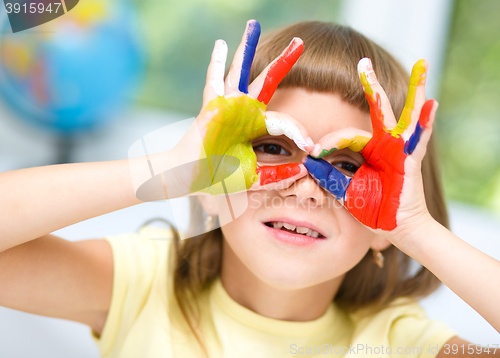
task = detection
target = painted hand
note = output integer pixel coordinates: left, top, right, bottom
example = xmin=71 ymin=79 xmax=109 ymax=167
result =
xmin=304 ymin=58 xmax=437 ymax=231
xmin=178 ymin=20 xmax=312 ymax=195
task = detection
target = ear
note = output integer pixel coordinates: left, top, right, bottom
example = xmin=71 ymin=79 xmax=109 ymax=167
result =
xmin=196 ymin=194 xmax=220 ymax=216
xmin=370 ymin=232 xmax=392 ymax=252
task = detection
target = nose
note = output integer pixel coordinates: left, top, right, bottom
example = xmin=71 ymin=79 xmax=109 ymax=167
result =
xmin=277 ymin=173 xmax=330 ymax=206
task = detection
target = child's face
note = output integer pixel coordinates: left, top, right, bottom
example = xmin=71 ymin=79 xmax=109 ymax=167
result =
xmin=217 ymin=87 xmax=390 ymax=290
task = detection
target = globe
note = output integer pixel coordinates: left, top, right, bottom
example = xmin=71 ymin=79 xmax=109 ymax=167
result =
xmin=0 ymin=0 xmax=144 ymax=134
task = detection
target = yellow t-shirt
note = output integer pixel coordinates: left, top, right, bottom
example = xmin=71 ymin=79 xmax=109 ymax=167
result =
xmin=91 ymin=226 xmax=458 ymax=358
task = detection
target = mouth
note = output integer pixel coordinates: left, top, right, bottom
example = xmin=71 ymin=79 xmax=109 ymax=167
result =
xmin=264 ymin=221 xmax=325 ymax=238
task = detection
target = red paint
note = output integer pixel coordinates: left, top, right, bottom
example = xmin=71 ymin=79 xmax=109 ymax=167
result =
xmin=419 ymin=99 xmax=434 ymax=128
xmin=257 ymin=38 xmax=304 ymax=105
xmin=256 ymin=163 xmax=302 ymax=185
xmin=345 ymin=92 xmax=406 ymax=230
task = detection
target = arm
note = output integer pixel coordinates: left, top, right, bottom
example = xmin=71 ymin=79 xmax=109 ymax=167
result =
xmin=0 ymin=156 xmax=155 ymax=253
xmin=396 ymin=215 xmax=500 ymax=333
xmin=304 ymin=58 xmax=500 ymax=337
xmin=0 ymin=235 xmax=113 ymax=335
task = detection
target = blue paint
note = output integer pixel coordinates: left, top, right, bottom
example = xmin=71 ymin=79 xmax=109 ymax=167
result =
xmin=238 ymin=20 xmax=261 ymax=94
xmin=303 ymin=156 xmax=351 ymax=200
xmin=404 ymin=121 xmax=422 ymax=155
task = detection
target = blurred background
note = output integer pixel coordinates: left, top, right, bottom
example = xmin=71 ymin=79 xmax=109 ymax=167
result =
xmin=0 ymin=0 xmax=499 ymax=357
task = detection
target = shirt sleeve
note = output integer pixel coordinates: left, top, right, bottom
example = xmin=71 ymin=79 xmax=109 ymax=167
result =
xmin=348 ymin=297 xmax=458 ymax=358
xmin=388 ymin=310 xmax=458 ymax=358
xmin=90 ymin=226 xmax=173 ymax=357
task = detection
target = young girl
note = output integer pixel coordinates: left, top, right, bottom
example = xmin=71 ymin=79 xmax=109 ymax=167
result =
xmin=1 ymin=20 xmax=499 ymax=358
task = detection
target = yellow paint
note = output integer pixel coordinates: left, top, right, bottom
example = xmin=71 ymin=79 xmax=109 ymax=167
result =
xmin=191 ymin=96 xmax=268 ymax=194
xmin=337 ymin=135 xmax=371 ymax=152
xmin=360 ymin=72 xmax=374 ymax=97
xmin=392 ymin=59 xmax=427 ymax=136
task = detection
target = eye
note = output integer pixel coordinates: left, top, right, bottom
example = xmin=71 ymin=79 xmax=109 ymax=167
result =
xmin=254 ymin=143 xmax=291 ymax=156
xmin=333 ymin=161 xmax=359 ymax=175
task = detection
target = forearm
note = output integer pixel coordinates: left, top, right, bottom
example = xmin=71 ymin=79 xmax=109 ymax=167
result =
xmin=0 ymin=155 xmax=160 ymax=252
xmin=395 ymin=218 xmax=500 ymax=332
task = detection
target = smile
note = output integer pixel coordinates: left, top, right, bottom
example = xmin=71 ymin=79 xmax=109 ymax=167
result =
xmin=264 ymin=221 xmax=325 ymax=238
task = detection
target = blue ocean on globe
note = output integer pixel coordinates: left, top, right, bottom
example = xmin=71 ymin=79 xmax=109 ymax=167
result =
xmin=0 ymin=0 xmax=144 ymax=134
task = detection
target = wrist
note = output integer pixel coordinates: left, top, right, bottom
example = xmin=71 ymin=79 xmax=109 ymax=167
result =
xmin=388 ymin=210 xmax=439 ymax=251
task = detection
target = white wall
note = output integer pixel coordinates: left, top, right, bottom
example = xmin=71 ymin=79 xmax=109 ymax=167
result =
xmin=339 ymin=0 xmax=455 ymax=99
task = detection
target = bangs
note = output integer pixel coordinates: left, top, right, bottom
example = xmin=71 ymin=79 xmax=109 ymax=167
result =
xmin=250 ymin=21 xmax=410 ymax=117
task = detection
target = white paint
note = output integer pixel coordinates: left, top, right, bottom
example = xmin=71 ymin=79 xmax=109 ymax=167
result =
xmin=209 ymin=40 xmax=227 ymax=97
xmin=265 ymin=118 xmax=308 ymax=151
xmin=357 ymin=57 xmax=377 ymax=84
xmin=340 ymin=0 xmax=454 ymax=98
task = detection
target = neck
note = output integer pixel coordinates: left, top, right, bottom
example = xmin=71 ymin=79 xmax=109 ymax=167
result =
xmin=220 ymin=239 xmax=343 ymax=321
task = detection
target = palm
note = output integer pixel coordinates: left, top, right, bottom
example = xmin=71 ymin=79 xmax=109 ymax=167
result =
xmin=191 ymin=20 xmax=308 ymax=195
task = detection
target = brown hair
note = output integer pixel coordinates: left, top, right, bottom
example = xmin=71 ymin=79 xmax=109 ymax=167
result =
xmin=171 ymin=21 xmax=448 ymax=355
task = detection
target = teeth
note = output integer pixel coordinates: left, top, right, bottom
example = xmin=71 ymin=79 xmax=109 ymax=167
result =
xmin=283 ymin=223 xmax=296 ymax=231
xmin=296 ymin=226 xmax=309 ymax=234
xmin=305 ymin=229 xmax=320 ymax=237
xmin=271 ymin=221 xmax=322 ymax=238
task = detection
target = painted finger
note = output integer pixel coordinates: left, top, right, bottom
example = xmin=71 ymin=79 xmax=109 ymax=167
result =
xmin=358 ymin=58 xmax=397 ymax=131
xmin=395 ymin=59 xmax=429 ymax=139
xmin=250 ymin=163 xmax=308 ymax=190
xmin=248 ymin=37 xmax=304 ymax=105
xmin=202 ymin=39 xmax=228 ymax=108
xmin=225 ymin=20 xmax=261 ymax=94
xmin=302 ymin=156 xmax=351 ymax=202
xmin=309 ymin=127 xmax=372 ymax=158
xmin=265 ymin=111 xmax=314 ymax=152
xmin=404 ymin=99 xmax=437 ymax=158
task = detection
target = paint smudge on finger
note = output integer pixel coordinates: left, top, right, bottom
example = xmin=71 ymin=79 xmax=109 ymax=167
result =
xmin=404 ymin=99 xmax=434 ymax=155
xmin=257 ymin=37 xmax=304 ymax=104
xmin=265 ymin=117 xmax=308 ymax=151
xmin=209 ymin=39 xmax=227 ymax=97
xmin=256 ymin=163 xmax=302 ymax=185
xmin=358 ymin=58 xmax=377 ymax=84
xmin=239 ymin=20 xmax=261 ymax=94
xmin=393 ymin=59 xmax=428 ymax=136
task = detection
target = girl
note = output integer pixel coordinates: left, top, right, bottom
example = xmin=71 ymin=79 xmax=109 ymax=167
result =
xmin=1 ymin=20 xmax=499 ymax=358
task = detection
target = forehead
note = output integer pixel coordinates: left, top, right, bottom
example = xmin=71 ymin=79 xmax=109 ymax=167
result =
xmin=266 ymin=88 xmax=372 ymax=141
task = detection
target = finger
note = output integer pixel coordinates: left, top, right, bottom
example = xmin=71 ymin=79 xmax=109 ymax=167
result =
xmin=248 ymin=37 xmax=304 ymax=105
xmin=309 ymin=127 xmax=372 ymax=158
xmin=404 ymin=99 xmax=437 ymax=158
xmin=225 ymin=20 xmax=261 ymax=94
xmin=395 ymin=59 xmax=429 ymax=139
xmin=302 ymin=156 xmax=351 ymax=201
xmin=202 ymin=39 xmax=228 ymax=108
xmin=265 ymin=111 xmax=314 ymax=152
xmin=358 ymin=58 xmax=397 ymax=131
xmin=250 ymin=163 xmax=308 ymax=190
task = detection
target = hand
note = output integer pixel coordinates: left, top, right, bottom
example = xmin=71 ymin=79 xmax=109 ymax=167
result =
xmin=303 ymin=57 xmax=438 ymax=232
xmin=175 ymin=20 xmax=313 ymax=196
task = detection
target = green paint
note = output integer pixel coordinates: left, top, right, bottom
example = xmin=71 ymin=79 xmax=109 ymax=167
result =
xmin=311 ymin=147 xmax=337 ymax=159
xmin=190 ymin=95 xmax=268 ymax=194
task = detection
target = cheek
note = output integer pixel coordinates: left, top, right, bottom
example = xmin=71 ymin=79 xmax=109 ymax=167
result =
xmin=217 ymin=191 xmax=258 ymax=251
xmin=218 ymin=191 xmax=377 ymax=289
